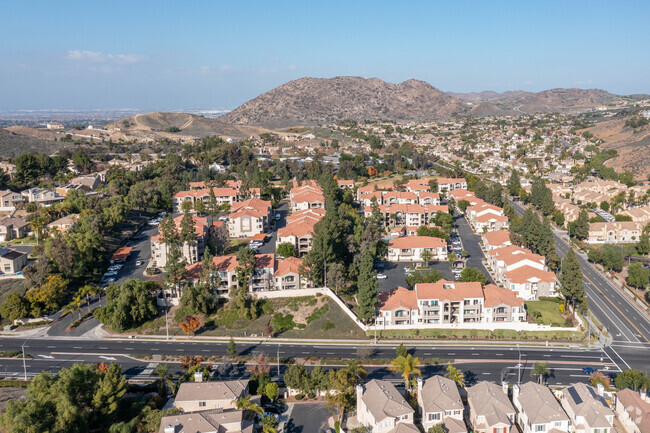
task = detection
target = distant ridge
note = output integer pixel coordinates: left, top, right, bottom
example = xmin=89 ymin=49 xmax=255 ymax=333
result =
xmin=219 ymin=76 xmax=467 ymax=128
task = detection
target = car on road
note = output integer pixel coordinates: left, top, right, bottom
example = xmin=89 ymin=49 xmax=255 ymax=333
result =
xmin=582 ymin=367 xmax=597 ymax=374
xmin=377 ymin=273 xmax=387 ymax=279
xmin=135 ymin=260 xmax=143 ymax=266
xmin=275 ymin=214 xmax=281 ymax=220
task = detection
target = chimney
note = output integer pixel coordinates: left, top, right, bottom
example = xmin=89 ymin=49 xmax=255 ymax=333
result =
xmin=194 ymin=371 xmax=203 ymax=382
xmin=502 ymin=382 xmax=509 ymax=396
xmin=512 ymin=384 xmax=520 ymax=402
xmin=596 ymin=383 xmax=604 ymax=396
xmin=356 ymin=384 xmax=364 ymax=404
xmin=417 ymin=377 xmax=423 ymax=394
xmin=640 ymin=389 xmax=649 ymax=403
xmin=164 ymin=425 xmax=175 ymax=433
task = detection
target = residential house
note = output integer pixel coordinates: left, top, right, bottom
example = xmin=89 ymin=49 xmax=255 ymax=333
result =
xmin=387 ymin=236 xmax=448 ymax=262
xmin=0 ymin=217 xmax=30 ymax=241
xmin=0 ymin=248 xmax=28 ymax=274
xmin=21 ymin=188 xmax=64 ymax=206
xmin=46 ymin=214 xmax=79 ymax=235
xmin=561 ymin=383 xmax=614 ymax=433
xmin=174 ymin=379 xmax=250 ymax=413
xmin=614 ymin=388 xmax=650 ymax=433
xmin=228 ymin=198 xmax=273 ymax=238
xmin=356 ymin=379 xmax=415 ymax=433
xmin=417 ymin=376 xmax=466 ymax=432
xmin=0 ymin=162 xmax=16 ymax=179
xmin=588 ymin=222 xmax=643 ymax=244
xmin=482 ymin=230 xmax=512 ymax=251
xmin=158 ymin=410 xmax=254 ymax=433
xmin=512 ymin=382 xmax=570 ymax=433
xmin=0 ymin=190 xmax=24 ymax=210
xmin=466 ymin=381 xmax=517 ymax=433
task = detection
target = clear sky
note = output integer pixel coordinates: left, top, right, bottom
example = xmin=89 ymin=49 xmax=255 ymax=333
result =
xmin=1 ymin=0 xmax=648 ymax=110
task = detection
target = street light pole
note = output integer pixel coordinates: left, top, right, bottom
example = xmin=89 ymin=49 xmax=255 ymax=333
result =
xmin=517 ymin=344 xmax=521 ymax=386
xmin=165 ymin=294 xmax=169 ymax=341
xmin=277 ymin=344 xmax=280 ymax=378
xmin=22 ymin=332 xmax=34 ymax=381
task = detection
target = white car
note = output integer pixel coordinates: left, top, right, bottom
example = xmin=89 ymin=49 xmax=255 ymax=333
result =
xmin=376 ymin=273 xmax=387 ymax=279
xmin=104 ymin=271 xmax=118 ymax=277
xmin=135 ymin=260 xmax=143 ymax=266
xmin=103 ymin=277 xmax=116 ymax=283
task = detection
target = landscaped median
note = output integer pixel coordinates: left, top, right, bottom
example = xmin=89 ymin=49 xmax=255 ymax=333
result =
xmin=367 ymin=327 xmax=584 ymax=341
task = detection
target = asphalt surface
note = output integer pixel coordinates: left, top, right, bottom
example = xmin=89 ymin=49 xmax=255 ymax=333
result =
xmin=375 ymin=260 xmax=455 ymax=292
xmin=453 ymin=213 xmax=494 ymax=283
xmin=113 ymin=224 xmax=158 ymax=284
xmin=285 ymin=403 xmax=330 ymax=433
xmin=258 ymin=202 xmax=288 ymax=255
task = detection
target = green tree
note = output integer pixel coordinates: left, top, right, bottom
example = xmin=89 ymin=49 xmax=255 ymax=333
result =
xmin=444 ymin=365 xmax=465 ymax=387
xmin=265 ymin=382 xmax=279 ymax=401
xmin=574 ymin=209 xmax=590 ymax=240
xmin=396 ymin=343 xmax=408 ymax=358
xmin=428 ymin=425 xmax=446 ymax=433
xmin=236 ymin=247 xmax=257 ymax=287
xmin=614 ymin=369 xmax=650 ymax=391
xmin=459 ymin=267 xmax=488 ymax=285
xmin=636 ymin=233 xmax=650 ymax=256
xmin=559 ymin=248 xmax=586 ymax=316
xmin=0 ymin=292 xmax=29 ymax=321
xmin=626 ymin=262 xmax=649 ymax=289
xmin=284 ymin=364 xmax=311 ymax=394
xmin=180 ymin=283 xmax=215 ymax=315
xmin=428 ymin=178 xmax=438 ymax=192
xmin=602 ymin=245 xmax=625 ymax=272
xmin=94 ymin=279 xmax=159 ymax=331
xmin=327 ymin=262 xmax=347 ymax=294
xmin=235 ymin=394 xmax=263 ymax=417
xmin=356 ymin=249 xmax=378 ymax=323
xmin=227 ymin=337 xmax=237 ymax=356
xmin=72 ymin=149 xmax=92 ymax=173
xmin=92 ymin=363 xmax=127 ymax=416
xmin=457 ymin=199 xmax=470 ymax=213
xmin=25 ymin=274 xmax=69 ymax=317
xmin=530 ymin=362 xmax=551 ymax=384
xmin=421 ymin=249 xmax=433 ymax=267
xmin=389 ymin=354 xmax=421 ymax=393
xmin=276 ymin=242 xmax=297 ymax=258
xmin=507 ymin=170 xmax=521 ymax=197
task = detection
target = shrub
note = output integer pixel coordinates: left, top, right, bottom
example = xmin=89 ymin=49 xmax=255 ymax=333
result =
xmin=322 ymin=320 xmax=335 ymax=330
xmin=271 ymin=313 xmax=295 ymax=333
xmin=295 ymin=393 xmax=304 ymax=400
xmin=306 ymin=304 xmax=329 ymax=323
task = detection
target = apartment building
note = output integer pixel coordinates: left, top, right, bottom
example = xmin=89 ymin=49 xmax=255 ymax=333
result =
xmin=277 ymin=208 xmax=325 ymax=255
xmin=561 ymin=383 xmax=614 ymax=433
xmin=466 ymin=202 xmax=509 ymax=233
xmin=387 ymin=236 xmax=448 ymax=262
xmin=290 ymin=181 xmax=325 ymax=212
xmin=466 ymin=381 xmax=517 ymax=433
xmin=504 ymin=266 xmax=558 ymax=300
xmin=620 ymin=206 xmax=650 ymax=223
xmin=356 ymin=379 xmax=415 ymax=433
xmin=377 ymin=280 xmax=526 ymax=326
xmin=417 ymin=376 xmax=466 ymax=433
xmin=513 ymin=383 xmax=570 ymax=433
xmin=228 ymin=198 xmax=273 ymax=238
xmin=437 ymin=177 xmax=468 ymax=192
xmin=588 ymin=222 xmax=643 ymax=244
xmin=487 ymin=245 xmax=546 ymax=282
xmin=482 ymin=230 xmax=512 ymax=251
xmin=172 ymin=187 xmax=238 ymax=213
xmin=274 ymin=256 xmax=312 ymax=290
xmin=366 ymin=203 xmax=448 ymax=227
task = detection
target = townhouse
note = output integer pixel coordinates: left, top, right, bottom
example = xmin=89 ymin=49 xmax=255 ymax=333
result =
xmin=21 ymin=188 xmax=64 ymax=206
xmin=356 ymin=379 xmax=415 ymax=433
xmin=151 ymin=215 xmax=227 ymax=268
xmin=228 ymin=198 xmax=273 ymax=238
xmin=387 ymin=236 xmax=447 ymax=262
xmin=437 ymin=177 xmax=468 ymax=192
xmin=588 ymin=221 xmax=643 ymax=244
xmin=0 ymin=190 xmax=24 ymax=210
xmin=482 ymin=230 xmax=512 ymax=251
xmin=0 ymin=248 xmax=28 ymax=274
xmin=620 ymin=206 xmax=650 ymax=223
xmin=172 ymin=187 xmax=238 ymax=213
xmin=417 ymin=376 xmax=466 ymax=433
xmin=561 ymin=383 xmax=614 ymax=433
xmin=466 ymin=381 xmax=517 ymax=433
xmin=290 ymin=181 xmax=325 ymax=212
xmin=376 ymin=280 xmax=526 ymax=326
xmin=467 ymin=202 xmax=509 ymax=233
xmin=174 ymin=379 xmax=250 ymax=412
xmin=0 ymin=217 xmax=30 ymax=241
xmin=513 ymin=382 xmax=570 ymax=433
xmin=158 ymin=410 xmax=253 ymax=433
xmin=614 ymin=388 xmax=650 ymax=433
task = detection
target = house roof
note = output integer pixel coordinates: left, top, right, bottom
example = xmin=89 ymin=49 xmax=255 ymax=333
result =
xmin=361 ymin=379 xmax=414 ymax=422
xmin=483 ymin=284 xmax=524 ymax=308
xmin=0 ymin=248 xmax=26 ymax=260
xmin=443 ymin=416 xmax=468 ymax=433
xmin=562 ymin=383 xmax=613 ymax=429
xmin=516 ymin=382 xmax=569 ymax=424
xmin=467 ymin=381 xmax=516 ymax=427
xmin=274 ymin=257 xmax=303 ymax=277
xmin=159 ymin=409 xmax=253 ymax=433
xmin=378 ymin=286 xmax=418 ymax=311
xmin=419 ymin=375 xmax=463 ymax=413
xmin=111 ymin=247 xmax=132 ymax=261
xmin=231 ymin=198 xmax=271 ymax=214
xmin=388 ymin=423 xmax=421 ymax=433
xmin=483 ymin=230 xmax=512 ymax=247
xmin=505 ymin=266 xmax=556 ymax=284
xmin=175 ymin=379 xmax=248 ymax=403
xmin=388 ymin=236 xmax=447 ymax=249
xmin=616 ymin=389 xmax=650 ymax=433
xmin=474 ymin=213 xmax=509 ymax=223
xmin=0 ymin=217 xmax=30 ymax=229
xmin=416 ymin=280 xmax=484 ymax=301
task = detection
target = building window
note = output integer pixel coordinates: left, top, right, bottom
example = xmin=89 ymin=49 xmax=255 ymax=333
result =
xmin=199 ymin=401 xmax=206 ymax=407
xmin=428 ymin=413 xmax=440 ymax=421
xmin=535 ymin=425 xmax=544 ymax=432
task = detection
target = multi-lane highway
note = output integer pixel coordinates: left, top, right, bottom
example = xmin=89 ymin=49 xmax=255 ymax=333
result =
xmin=0 ymin=337 xmax=625 ymax=386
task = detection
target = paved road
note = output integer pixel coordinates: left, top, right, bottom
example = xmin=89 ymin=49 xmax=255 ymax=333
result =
xmin=454 ymin=214 xmax=494 ymax=283
xmin=508 ymin=200 xmax=650 ymax=349
xmin=259 ymin=202 xmax=288 ymax=255
xmin=285 ymin=403 xmax=330 ymax=433
xmin=113 ymin=224 xmax=158 ymax=284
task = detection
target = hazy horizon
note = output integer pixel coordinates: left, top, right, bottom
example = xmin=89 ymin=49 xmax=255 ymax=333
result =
xmin=2 ymin=0 xmax=649 ymax=110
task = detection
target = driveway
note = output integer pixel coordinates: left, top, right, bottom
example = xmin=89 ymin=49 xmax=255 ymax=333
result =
xmin=112 ymin=224 xmax=158 ymax=285
xmin=258 ymin=202 xmax=288 ymax=255
xmin=284 ymin=402 xmax=331 ymax=433
xmin=453 ymin=214 xmax=493 ymax=283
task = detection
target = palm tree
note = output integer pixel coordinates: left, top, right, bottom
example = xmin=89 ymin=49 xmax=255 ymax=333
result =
xmin=389 ymin=354 xmax=422 ymax=393
xmin=531 ymin=362 xmax=551 ymax=384
xmin=444 ymin=365 xmax=465 ymax=387
xmin=421 ymin=249 xmax=433 ymax=267
xmin=235 ymin=394 xmax=263 ymax=420
xmin=72 ymin=294 xmax=83 ymax=320
xmin=346 ymin=359 xmax=367 ymax=386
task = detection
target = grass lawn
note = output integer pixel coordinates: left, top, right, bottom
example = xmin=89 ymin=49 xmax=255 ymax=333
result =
xmin=224 ymin=238 xmax=250 ymax=255
xmin=525 ymin=298 xmax=571 ymax=327
xmin=372 ymin=328 xmax=583 ymax=341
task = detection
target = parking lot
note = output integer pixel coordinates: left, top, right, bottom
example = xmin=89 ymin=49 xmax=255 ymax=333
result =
xmin=284 ymin=402 xmax=331 ymax=433
xmin=102 ymin=223 xmax=159 ymax=286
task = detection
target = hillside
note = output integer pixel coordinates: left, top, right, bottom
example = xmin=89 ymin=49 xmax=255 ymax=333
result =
xmin=580 ymin=117 xmax=650 ymax=180
xmin=105 ymin=112 xmax=274 ymax=139
xmin=219 ymin=76 xmax=468 ymax=128
xmin=446 ymin=90 xmax=530 ymax=102
xmin=0 ymin=127 xmax=68 ymax=158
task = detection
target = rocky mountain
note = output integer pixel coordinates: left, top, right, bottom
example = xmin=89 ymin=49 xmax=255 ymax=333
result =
xmin=446 ymin=90 xmax=530 ymax=102
xmin=219 ymin=76 xmax=467 ymax=128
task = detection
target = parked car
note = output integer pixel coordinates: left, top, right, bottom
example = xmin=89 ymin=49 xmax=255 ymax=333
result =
xmin=377 ymin=273 xmax=387 ymax=279
xmin=104 ymin=271 xmax=118 ymax=277
xmin=135 ymin=260 xmax=143 ymax=266
xmin=582 ymin=367 xmax=597 ymax=374
xmin=103 ymin=277 xmax=116 ymax=283
xmin=275 ymin=214 xmax=281 ymax=220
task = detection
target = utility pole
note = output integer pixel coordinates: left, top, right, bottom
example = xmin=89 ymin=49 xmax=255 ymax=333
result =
xmin=277 ymin=344 xmax=280 ymax=378
xmin=165 ymin=293 xmax=170 ymax=341
xmin=374 ymin=314 xmax=377 ymax=344
xmin=22 ymin=332 xmax=34 ymax=381
xmin=517 ymin=344 xmax=521 ymax=386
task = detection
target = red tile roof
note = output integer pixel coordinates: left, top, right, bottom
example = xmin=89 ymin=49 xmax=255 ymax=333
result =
xmin=416 ymin=280 xmax=484 ymax=301
xmin=483 ymin=284 xmax=524 ymax=307
xmin=274 ymin=256 xmax=303 ymax=276
xmin=505 ymin=265 xmax=556 ymax=284
xmin=388 ymin=236 xmax=447 ymax=249
xmin=378 ymin=286 xmax=418 ymax=311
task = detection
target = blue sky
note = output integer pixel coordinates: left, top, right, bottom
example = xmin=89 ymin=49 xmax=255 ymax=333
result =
xmin=1 ymin=0 xmax=649 ymax=110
